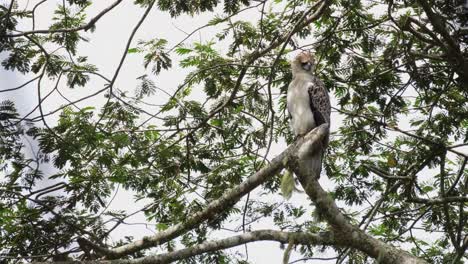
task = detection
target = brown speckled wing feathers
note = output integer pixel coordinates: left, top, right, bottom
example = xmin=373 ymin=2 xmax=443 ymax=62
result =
xmin=307 ymin=76 xmax=331 ymax=127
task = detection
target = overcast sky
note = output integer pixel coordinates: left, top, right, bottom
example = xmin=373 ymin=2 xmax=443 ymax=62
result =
xmin=0 ymin=1 xmax=343 ymax=262
xmin=5 ymin=0 xmax=466 ymax=262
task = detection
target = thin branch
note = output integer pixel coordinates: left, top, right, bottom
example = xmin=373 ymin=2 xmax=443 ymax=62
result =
xmin=334 ymin=107 xmax=468 ymax=158
xmin=446 ymin=157 xmax=467 ymax=195
xmin=440 ymin=152 xmax=460 ymax=250
xmin=363 ymin=163 xmax=412 ymax=180
xmin=451 ymin=235 xmax=468 ymax=264
xmin=4 ymin=0 xmax=124 ymax=37
xmin=79 ymin=125 xmax=330 ymax=259
xmin=109 ymin=2 xmax=154 ymax=95
xmin=0 ymin=76 xmax=40 ymax=93
xmin=147 ymin=0 xmax=331 ymax=156
xmin=0 ymin=0 xmax=15 ymax=21
xmin=95 ymin=0 xmax=155 ymax=127
xmin=167 ymin=3 xmax=263 ymax=53
xmin=31 ymin=0 xmax=48 ymax=30
xmin=410 ymin=196 xmax=468 ymax=205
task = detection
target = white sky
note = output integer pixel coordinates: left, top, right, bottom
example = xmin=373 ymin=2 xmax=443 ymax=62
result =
xmin=2 ymin=0 xmax=466 ymax=263
xmin=1 ymin=0 xmax=341 ymax=262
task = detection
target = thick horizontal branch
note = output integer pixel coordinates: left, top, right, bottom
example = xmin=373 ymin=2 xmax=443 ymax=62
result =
xmin=130 ymin=230 xmax=334 ymax=264
xmin=410 ymin=196 xmax=468 ymax=205
xmin=80 ymin=124 xmax=330 ymax=259
xmin=35 ymin=230 xmax=335 ymax=264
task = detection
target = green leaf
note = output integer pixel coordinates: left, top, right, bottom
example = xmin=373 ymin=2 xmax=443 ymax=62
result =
xmin=280 ymin=170 xmax=294 ymax=200
xmin=175 ymin=47 xmax=192 ymax=55
xmin=210 ymin=119 xmax=223 ymax=127
xmin=156 ymin=223 xmax=169 ymax=231
xmin=81 ymin=106 xmax=95 ymax=112
xmin=387 ymin=156 xmax=397 ymax=167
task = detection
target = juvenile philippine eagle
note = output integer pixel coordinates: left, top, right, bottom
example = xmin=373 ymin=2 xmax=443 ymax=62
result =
xmin=286 ymin=51 xmax=331 ymax=180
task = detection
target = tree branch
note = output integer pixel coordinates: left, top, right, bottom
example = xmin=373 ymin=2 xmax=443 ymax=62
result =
xmin=36 ymin=230 xmax=335 ymax=264
xmin=287 ymin=126 xmax=428 ymax=264
xmin=415 ymin=0 xmax=468 ymax=85
xmin=4 ymin=0 xmax=124 ymax=37
xmin=147 ymin=230 xmax=334 ymax=264
xmin=410 ymin=196 xmax=468 ymax=205
xmin=79 ymin=124 xmax=330 ymax=259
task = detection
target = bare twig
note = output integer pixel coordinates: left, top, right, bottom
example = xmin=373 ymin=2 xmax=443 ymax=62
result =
xmin=4 ymin=0 xmax=124 ymax=37
xmin=78 ymin=124 xmax=329 ymax=259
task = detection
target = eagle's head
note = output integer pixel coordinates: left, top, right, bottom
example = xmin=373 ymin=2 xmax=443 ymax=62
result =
xmin=291 ymin=51 xmax=316 ymax=75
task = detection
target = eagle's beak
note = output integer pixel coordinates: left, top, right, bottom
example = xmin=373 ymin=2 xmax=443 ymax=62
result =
xmin=302 ymin=62 xmax=312 ymax=71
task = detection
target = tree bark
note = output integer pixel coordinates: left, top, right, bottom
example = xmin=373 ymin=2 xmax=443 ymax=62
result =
xmin=80 ymin=125 xmax=331 ymax=259
xmin=289 ymin=126 xmax=428 ymax=264
xmin=59 ymin=125 xmax=427 ymax=264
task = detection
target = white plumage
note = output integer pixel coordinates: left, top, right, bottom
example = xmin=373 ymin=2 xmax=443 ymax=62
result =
xmin=287 ymin=72 xmax=316 ymax=137
xmin=287 ymin=52 xmax=330 ymax=179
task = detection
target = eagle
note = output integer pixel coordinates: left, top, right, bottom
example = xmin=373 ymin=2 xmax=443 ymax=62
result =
xmin=287 ymin=51 xmax=331 ymax=180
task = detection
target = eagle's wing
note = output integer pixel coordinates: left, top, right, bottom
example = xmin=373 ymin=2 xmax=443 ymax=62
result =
xmin=307 ymin=77 xmax=331 ymax=127
xmin=301 ymin=76 xmax=331 ymax=179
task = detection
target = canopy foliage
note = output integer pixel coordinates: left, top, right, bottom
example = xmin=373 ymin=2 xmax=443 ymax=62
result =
xmin=0 ymin=0 xmax=467 ymax=263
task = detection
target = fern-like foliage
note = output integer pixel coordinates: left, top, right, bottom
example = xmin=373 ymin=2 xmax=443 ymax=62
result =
xmin=0 ymin=100 xmax=18 ymax=121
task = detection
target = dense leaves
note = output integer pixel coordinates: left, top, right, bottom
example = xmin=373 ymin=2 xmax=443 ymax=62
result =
xmin=0 ymin=0 xmax=467 ymax=263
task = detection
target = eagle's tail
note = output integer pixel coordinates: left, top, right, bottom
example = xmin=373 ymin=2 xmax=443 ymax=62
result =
xmin=280 ymin=146 xmax=325 ymax=199
xmin=300 ymin=149 xmax=323 ymax=179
